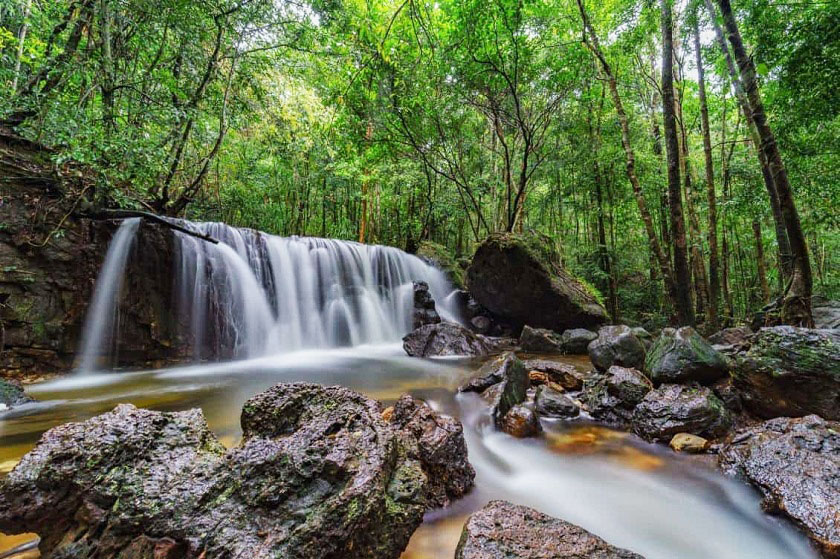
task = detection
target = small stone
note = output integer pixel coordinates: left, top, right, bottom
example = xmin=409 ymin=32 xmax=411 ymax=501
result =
xmin=669 ymin=433 xmax=709 ymax=454
xmin=521 ymin=359 xmax=584 ymax=390
xmin=501 ymin=405 xmax=541 ymax=438
xmin=534 ymin=386 xmax=579 ymax=418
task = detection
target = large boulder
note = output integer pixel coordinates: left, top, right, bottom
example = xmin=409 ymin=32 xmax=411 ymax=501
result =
xmin=562 ymin=328 xmax=598 ymax=354
xmin=466 ymin=233 xmax=608 ymax=332
xmin=644 ymin=327 xmax=728 ymax=385
xmin=733 ymin=326 xmax=840 ymax=420
xmin=416 ymin=241 xmax=465 ymax=289
xmin=0 ymin=383 xmax=474 ymax=559
xmin=707 ymin=326 xmax=753 ymax=347
xmin=411 ymin=281 xmax=441 ymax=329
xmin=588 ymin=325 xmax=646 ymax=372
xmin=403 ymin=322 xmax=492 ymax=357
xmin=632 ymin=384 xmax=732 ymax=442
xmin=455 ymin=500 xmax=645 ymax=559
xmin=720 ymin=415 xmax=839 ymax=558
xmin=812 ymin=296 xmax=840 ymax=330
xmin=520 ymin=325 xmax=564 ymax=353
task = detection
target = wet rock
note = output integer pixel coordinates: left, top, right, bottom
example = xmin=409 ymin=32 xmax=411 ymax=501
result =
xmin=521 ymin=359 xmax=585 ymax=390
xmin=562 ymin=327 xmax=598 ymax=354
xmin=470 ymin=315 xmax=492 ymax=334
xmin=459 ymin=352 xmax=521 ymax=394
xmin=466 ymin=232 xmax=608 ymax=332
xmin=412 ymin=281 xmax=441 ymax=329
xmin=485 ymin=353 xmax=529 ymax=429
xmin=707 ymin=326 xmax=753 ymax=348
xmin=711 ymin=377 xmax=742 ymax=413
xmin=645 ymin=327 xmax=728 ymax=385
xmin=632 ymin=384 xmax=733 ymax=443
xmin=416 ymin=241 xmax=465 ymax=289
xmin=812 ymin=296 xmax=840 ymax=330
xmin=387 ymin=394 xmax=475 ymax=508
xmin=0 ymin=383 xmax=474 ymax=559
xmin=534 ymin=385 xmax=579 ymax=418
xmin=403 ymin=322 xmax=492 ymax=357
xmin=583 ymin=366 xmax=652 ymax=428
xmin=733 ymin=326 xmax=840 ymax=420
xmin=455 ymin=500 xmax=645 ymax=559
xmin=669 ymin=433 xmax=709 ymax=454
xmin=588 ymin=325 xmax=646 ymax=372
xmin=501 ymin=404 xmax=541 ymax=438
xmin=0 ymin=378 xmax=31 ymax=410
xmin=520 ymin=325 xmax=564 ymax=353
xmin=719 ymin=415 xmax=839 ymax=557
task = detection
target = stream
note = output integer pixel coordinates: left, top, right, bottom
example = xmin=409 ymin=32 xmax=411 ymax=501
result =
xmin=0 ymin=345 xmax=818 ymax=559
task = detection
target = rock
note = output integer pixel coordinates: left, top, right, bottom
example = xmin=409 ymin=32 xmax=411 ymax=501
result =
xmin=0 ymin=378 xmax=31 ymax=409
xmin=455 ymin=500 xmax=645 ymax=559
xmin=630 ymin=326 xmax=654 ymax=349
xmin=711 ymin=376 xmax=742 ymax=413
xmin=486 ymin=353 xmax=529 ymax=429
xmin=719 ymin=415 xmax=839 ymax=557
xmin=733 ymin=326 xmax=840 ymax=420
xmin=403 ymin=322 xmax=492 ymax=357
xmin=521 ymin=359 xmax=585 ymax=390
xmin=669 ymin=433 xmax=709 ymax=453
xmin=534 ymin=385 xmax=579 ymax=418
xmin=707 ymin=326 xmax=753 ymax=347
xmin=0 ymin=383 xmax=474 ymax=559
xmin=416 ymin=241 xmax=465 ymax=289
xmin=583 ymin=366 xmax=652 ymax=428
xmin=501 ymin=404 xmax=541 ymax=437
xmin=632 ymin=384 xmax=732 ymax=442
xmin=588 ymin=325 xmax=646 ymax=372
xmin=812 ymin=296 xmax=840 ymax=330
xmin=470 ymin=315 xmax=492 ymax=334
xmin=644 ymin=327 xmax=728 ymax=385
xmin=411 ymin=281 xmax=441 ymax=329
xmin=465 ymin=233 xmax=608 ymax=332
xmin=561 ymin=327 xmax=598 ymax=354
xmin=460 ymin=353 xmax=520 ymax=394
xmin=387 ymin=394 xmax=475 ymax=508
xmin=520 ymin=325 xmax=564 ymax=353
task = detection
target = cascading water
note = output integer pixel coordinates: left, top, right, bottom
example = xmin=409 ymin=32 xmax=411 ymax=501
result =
xmin=77 ymin=219 xmax=462 ymax=370
xmin=76 ymin=218 xmax=142 ymax=372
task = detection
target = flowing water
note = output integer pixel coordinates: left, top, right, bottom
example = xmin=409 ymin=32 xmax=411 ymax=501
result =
xmin=0 ymin=221 xmax=821 ymax=558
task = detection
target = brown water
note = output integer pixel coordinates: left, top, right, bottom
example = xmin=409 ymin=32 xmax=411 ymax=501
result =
xmin=0 ymin=346 xmax=819 ymax=559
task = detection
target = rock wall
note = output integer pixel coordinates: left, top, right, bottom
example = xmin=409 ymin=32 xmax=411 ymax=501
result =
xmin=0 ymin=132 xmax=183 ymax=377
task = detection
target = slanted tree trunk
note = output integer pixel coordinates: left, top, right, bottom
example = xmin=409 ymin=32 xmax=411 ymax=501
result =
xmin=753 ymin=220 xmax=771 ymax=302
xmin=660 ymin=0 xmax=695 ymax=326
xmin=576 ymin=0 xmax=680 ymax=315
xmin=693 ymin=15 xmax=720 ymax=329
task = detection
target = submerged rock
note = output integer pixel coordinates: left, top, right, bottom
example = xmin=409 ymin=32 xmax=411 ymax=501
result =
xmin=645 ymin=327 xmax=728 ymax=385
xmin=588 ymin=325 xmax=647 ymax=372
xmin=455 ymin=500 xmax=645 ymax=559
xmin=466 ymin=232 xmax=608 ymax=332
xmin=733 ymin=326 xmax=840 ymax=420
xmin=501 ymin=404 xmax=541 ymax=438
xmin=562 ymin=327 xmax=599 ymax=354
xmin=632 ymin=384 xmax=732 ymax=442
xmin=0 ymin=378 xmax=31 ymax=410
xmin=412 ymin=281 xmax=441 ymax=329
xmin=403 ymin=322 xmax=492 ymax=357
xmin=520 ymin=325 xmax=564 ymax=353
xmin=0 ymin=383 xmax=474 ymax=559
xmin=720 ymin=415 xmax=839 ymax=557
xmin=534 ymin=385 xmax=579 ymax=418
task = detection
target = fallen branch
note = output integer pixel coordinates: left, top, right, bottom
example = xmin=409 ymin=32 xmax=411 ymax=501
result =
xmin=81 ymin=209 xmax=219 ymax=244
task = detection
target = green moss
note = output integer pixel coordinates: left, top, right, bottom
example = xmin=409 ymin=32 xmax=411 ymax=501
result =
xmin=417 ymin=241 xmax=465 ymax=288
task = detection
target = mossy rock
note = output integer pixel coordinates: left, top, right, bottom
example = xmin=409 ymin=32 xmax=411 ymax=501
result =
xmin=416 ymin=241 xmax=465 ymax=288
xmin=466 ymin=233 xmax=607 ymax=332
xmin=0 ymin=378 xmax=31 ymax=408
xmin=733 ymin=326 xmax=840 ymax=420
xmin=645 ymin=327 xmax=728 ymax=385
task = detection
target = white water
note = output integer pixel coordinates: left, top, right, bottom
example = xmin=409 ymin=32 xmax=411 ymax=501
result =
xmin=77 ymin=219 xmax=462 ymax=370
xmin=76 ymin=218 xmax=142 ymax=372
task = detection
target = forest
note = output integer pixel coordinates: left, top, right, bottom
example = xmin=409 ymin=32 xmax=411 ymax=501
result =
xmin=1 ymin=0 xmax=837 ymax=329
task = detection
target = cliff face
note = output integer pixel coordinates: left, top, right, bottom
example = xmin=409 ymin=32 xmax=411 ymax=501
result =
xmin=0 ymin=131 xmax=183 ymax=378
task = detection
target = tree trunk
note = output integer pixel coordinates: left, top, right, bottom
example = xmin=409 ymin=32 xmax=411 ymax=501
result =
xmin=660 ymin=0 xmax=695 ymax=326
xmin=753 ymin=220 xmax=771 ymax=302
xmin=11 ymin=0 xmax=33 ymax=94
xmin=693 ymin=15 xmax=720 ymax=329
xmin=576 ymin=0 xmax=680 ymax=313
xmin=359 ymin=120 xmax=374 ymax=243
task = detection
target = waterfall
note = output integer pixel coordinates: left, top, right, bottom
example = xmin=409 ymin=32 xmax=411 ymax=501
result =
xmin=78 ymin=219 xmax=463 ymax=370
xmin=76 ymin=218 xmax=142 ymax=372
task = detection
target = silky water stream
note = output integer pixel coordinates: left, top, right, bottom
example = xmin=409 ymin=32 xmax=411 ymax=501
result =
xmin=0 ymin=220 xmax=820 ymax=559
